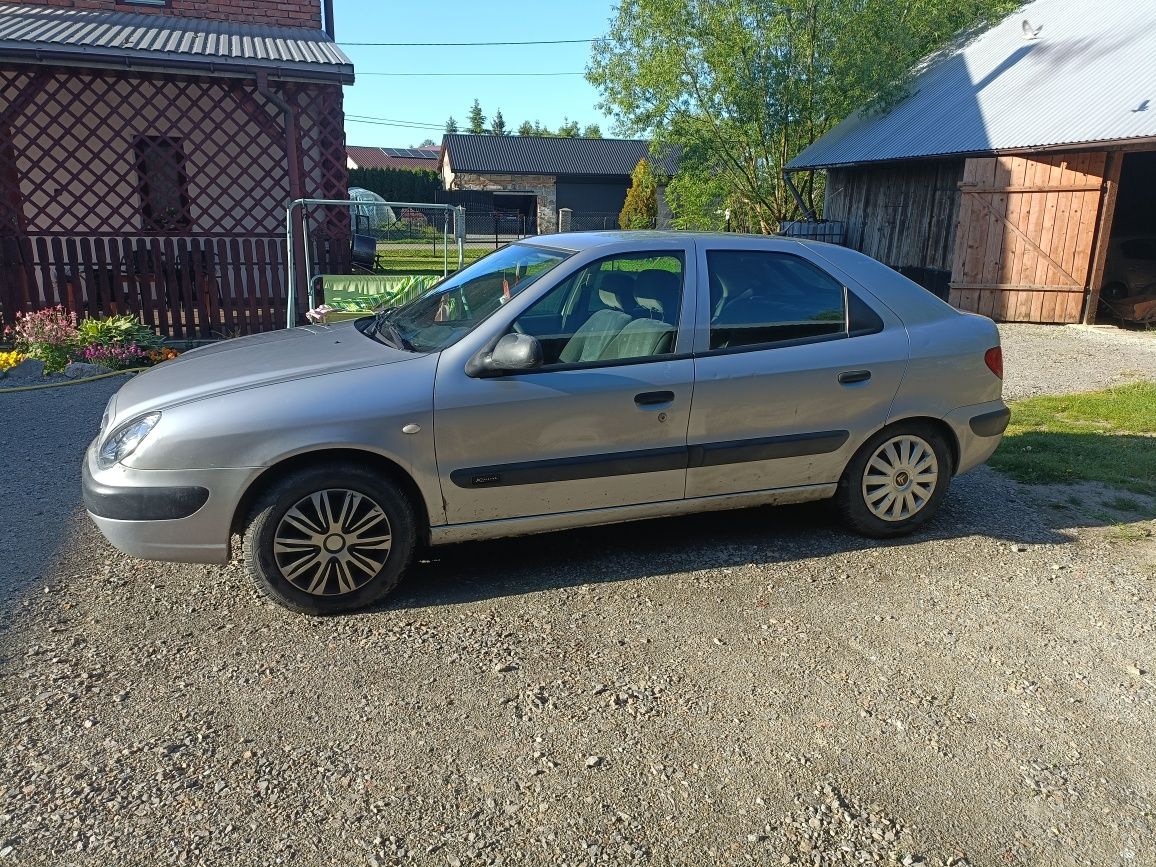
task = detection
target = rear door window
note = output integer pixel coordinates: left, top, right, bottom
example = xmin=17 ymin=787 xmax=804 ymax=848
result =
xmin=706 ymin=250 xmax=847 ymax=350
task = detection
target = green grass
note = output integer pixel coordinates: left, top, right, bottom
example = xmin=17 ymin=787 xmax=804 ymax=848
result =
xmin=375 ymin=246 xmax=488 ymax=275
xmin=988 ymin=382 xmax=1156 ymax=495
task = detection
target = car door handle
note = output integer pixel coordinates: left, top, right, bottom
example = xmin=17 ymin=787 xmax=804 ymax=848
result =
xmin=838 ymin=370 xmax=871 ymax=385
xmin=635 ymin=390 xmax=675 ymax=406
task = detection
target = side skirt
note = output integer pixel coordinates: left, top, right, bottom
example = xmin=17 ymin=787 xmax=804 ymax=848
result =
xmin=428 ymin=482 xmax=837 ymax=546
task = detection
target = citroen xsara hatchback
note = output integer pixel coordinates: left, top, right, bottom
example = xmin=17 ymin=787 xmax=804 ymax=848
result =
xmin=84 ymin=232 xmax=1009 ymax=614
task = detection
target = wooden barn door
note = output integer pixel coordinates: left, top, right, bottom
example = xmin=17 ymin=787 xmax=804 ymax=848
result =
xmin=949 ymin=153 xmax=1107 ymax=323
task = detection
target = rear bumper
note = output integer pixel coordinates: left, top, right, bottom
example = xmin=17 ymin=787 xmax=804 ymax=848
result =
xmin=82 ymin=442 xmax=254 ymax=565
xmin=944 ymin=399 xmax=1010 ymax=474
xmin=968 ymin=406 xmax=1011 ymax=438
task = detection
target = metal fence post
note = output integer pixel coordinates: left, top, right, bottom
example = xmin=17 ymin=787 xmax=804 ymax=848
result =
xmin=455 ymin=206 xmax=466 ymax=271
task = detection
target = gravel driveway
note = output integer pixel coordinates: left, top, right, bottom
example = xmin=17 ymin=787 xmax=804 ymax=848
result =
xmin=1 ymin=327 xmax=1154 ymax=867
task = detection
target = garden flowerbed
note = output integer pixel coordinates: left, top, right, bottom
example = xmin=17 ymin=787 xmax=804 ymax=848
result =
xmin=1 ymin=307 xmax=181 ymax=388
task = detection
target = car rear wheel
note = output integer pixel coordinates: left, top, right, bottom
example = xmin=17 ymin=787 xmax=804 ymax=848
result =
xmin=241 ymin=464 xmax=415 ymax=615
xmin=835 ymin=424 xmax=952 ymax=538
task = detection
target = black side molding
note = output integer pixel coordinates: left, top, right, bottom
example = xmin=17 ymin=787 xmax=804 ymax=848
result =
xmin=969 ymin=407 xmax=1011 ymax=437
xmin=688 ymin=430 xmax=849 ymax=468
xmin=450 ymin=446 xmax=687 ymax=489
xmin=82 ymin=462 xmax=209 ymax=521
xmin=449 ymin=430 xmax=850 ymax=490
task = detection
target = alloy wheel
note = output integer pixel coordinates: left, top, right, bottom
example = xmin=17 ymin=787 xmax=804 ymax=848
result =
xmin=861 ymin=434 xmax=939 ymax=523
xmin=272 ymin=489 xmax=392 ymax=596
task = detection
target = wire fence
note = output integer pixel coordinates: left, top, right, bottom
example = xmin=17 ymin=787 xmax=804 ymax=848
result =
xmin=564 ymin=211 xmax=622 ymax=232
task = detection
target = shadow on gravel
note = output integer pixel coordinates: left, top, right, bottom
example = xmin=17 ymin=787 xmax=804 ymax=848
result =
xmin=387 ymin=467 xmax=1073 ymax=612
xmin=0 ymin=378 xmax=124 ymax=606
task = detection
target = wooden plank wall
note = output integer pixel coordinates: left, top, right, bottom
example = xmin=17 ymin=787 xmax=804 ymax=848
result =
xmin=948 ymin=152 xmax=1106 ymax=323
xmin=824 ymin=159 xmax=965 ymax=273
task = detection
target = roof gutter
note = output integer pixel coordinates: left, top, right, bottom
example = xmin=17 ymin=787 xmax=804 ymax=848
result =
xmin=0 ymin=44 xmax=354 ymax=84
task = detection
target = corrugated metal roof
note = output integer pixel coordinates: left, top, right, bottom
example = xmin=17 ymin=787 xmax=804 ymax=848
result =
xmin=788 ymin=0 xmax=1156 ymax=169
xmin=347 ymin=146 xmax=439 ymax=170
xmin=442 ymin=134 xmax=674 ymax=177
xmin=0 ymin=6 xmax=353 ymax=81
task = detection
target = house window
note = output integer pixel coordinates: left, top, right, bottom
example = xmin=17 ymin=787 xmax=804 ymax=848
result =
xmin=133 ymin=136 xmax=191 ymax=232
xmin=122 ymin=1 xmax=170 ymax=7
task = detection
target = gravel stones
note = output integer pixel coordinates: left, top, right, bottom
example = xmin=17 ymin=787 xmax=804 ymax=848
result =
xmin=1 ymin=358 xmax=45 ymax=382
xmin=1 ymin=326 xmax=1155 ymax=866
xmin=999 ymin=323 xmax=1156 ymax=400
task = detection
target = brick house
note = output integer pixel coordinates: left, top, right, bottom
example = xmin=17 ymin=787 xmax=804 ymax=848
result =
xmin=0 ymin=0 xmax=354 ymax=337
xmin=439 ymin=134 xmax=673 ymax=234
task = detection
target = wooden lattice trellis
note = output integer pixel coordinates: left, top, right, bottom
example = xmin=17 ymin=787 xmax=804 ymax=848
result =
xmin=0 ymin=64 xmax=350 ymax=335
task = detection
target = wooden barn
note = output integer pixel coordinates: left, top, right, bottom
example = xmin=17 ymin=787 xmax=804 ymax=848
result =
xmin=786 ymin=0 xmax=1156 ymax=324
xmin=0 ymin=0 xmax=353 ymax=338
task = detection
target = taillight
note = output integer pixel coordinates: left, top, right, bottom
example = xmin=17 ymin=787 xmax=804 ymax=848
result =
xmin=984 ymin=346 xmax=1003 ymax=379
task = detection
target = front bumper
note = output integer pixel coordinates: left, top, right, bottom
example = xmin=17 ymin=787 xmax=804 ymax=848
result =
xmin=943 ymin=399 xmax=1010 ymax=474
xmin=82 ymin=443 xmax=256 ymax=565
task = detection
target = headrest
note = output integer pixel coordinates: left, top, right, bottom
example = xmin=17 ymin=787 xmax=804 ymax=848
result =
xmin=597 ymin=271 xmax=636 ymax=311
xmin=633 ymin=269 xmax=681 ymax=322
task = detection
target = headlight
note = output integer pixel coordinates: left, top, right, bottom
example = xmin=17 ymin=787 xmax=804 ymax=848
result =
xmin=97 ymin=413 xmax=161 ymax=470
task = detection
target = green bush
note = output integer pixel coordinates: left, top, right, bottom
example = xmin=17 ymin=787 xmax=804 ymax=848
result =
xmin=77 ymin=314 xmax=161 ymax=350
xmin=348 ymin=167 xmax=441 ymax=203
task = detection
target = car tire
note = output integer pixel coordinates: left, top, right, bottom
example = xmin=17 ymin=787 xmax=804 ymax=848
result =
xmin=241 ymin=463 xmax=416 ymax=615
xmin=835 ymin=424 xmax=953 ymax=539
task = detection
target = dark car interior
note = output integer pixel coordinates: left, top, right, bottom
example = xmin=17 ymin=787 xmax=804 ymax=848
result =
xmin=512 ymin=255 xmax=683 ymax=366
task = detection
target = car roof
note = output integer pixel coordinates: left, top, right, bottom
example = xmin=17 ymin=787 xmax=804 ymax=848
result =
xmin=520 ymin=230 xmax=826 ymax=253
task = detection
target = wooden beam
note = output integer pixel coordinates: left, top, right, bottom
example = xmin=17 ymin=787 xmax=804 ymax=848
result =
xmin=1082 ymin=150 xmax=1123 ymax=324
xmin=950 ymin=282 xmax=1087 ymax=293
xmin=958 ymin=184 xmax=1103 ymax=193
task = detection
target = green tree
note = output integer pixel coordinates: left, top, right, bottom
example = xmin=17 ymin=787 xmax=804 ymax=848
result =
xmin=467 ymin=99 xmax=486 ymax=135
xmin=516 ymin=120 xmax=535 ymax=136
xmin=589 ymin=0 xmax=1018 ymax=230
xmin=556 ymin=118 xmax=580 ymax=137
xmin=619 ymin=159 xmax=658 ymax=229
xmin=491 ymin=109 xmax=509 ymax=135
xmin=582 ymin=123 xmax=603 ymax=139
xmin=445 ymin=116 xmax=459 ymax=133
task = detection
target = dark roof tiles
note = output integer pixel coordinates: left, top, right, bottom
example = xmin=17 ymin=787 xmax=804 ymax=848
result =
xmin=441 ymin=134 xmax=674 ymax=177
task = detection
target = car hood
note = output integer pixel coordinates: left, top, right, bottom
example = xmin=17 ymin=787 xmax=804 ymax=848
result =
xmin=109 ymin=321 xmax=418 ymax=422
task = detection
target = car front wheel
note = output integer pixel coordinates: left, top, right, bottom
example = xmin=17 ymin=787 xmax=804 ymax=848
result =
xmin=836 ymin=425 xmax=952 ymax=538
xmin=241 ymin=464 xmax=415 ymax=615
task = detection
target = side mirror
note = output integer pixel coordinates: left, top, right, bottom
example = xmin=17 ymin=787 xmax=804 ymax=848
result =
xmin=467 ymin=332 xmax=542 ymax=377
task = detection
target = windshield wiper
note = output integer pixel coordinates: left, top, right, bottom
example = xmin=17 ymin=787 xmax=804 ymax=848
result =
xmin=369 ymin=306 xmax=397 ymax=337
xmin=382 ymin=320 xmax=414 ymax=351
xmin=363 ymin=306 xmax=411 ymax=350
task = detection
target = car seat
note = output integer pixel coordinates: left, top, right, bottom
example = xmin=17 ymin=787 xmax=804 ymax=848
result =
xmin=632 ymin=269 xmax=681 ymax=323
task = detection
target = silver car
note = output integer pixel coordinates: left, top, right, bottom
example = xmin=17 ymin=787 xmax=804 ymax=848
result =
xmin=83 ymin=232 xmax=1009 ymax=615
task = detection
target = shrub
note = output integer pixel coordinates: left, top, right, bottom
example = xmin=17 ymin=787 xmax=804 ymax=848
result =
xmin=147 ymin=347 xmax=180 ymax=364
xmin=77 ymin=314 xmax=161 ymax=350
xmin=5 ymin=305 xmax=79 ymax=373
xmin=348 ymin=167 xmax=440 ymax=203
xmin=79 ymin=342 xmax=150 ymax=370
xmin=619 ymin=158 xmax=658 ymax=230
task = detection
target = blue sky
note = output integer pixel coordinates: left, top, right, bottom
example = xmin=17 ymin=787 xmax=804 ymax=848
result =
xmin=334 ymin=0 xmax=620 ymax=147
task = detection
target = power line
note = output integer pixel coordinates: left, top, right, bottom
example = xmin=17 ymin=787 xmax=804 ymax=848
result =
xmin=357 ymin=71 xmax=585 ymax=77
xmin=339 ymin=37 xmax=597 ymax=47
xmin=345 ymin=115 xmax=446 ymax=131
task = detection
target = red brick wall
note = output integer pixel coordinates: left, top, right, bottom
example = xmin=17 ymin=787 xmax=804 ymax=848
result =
xmin=0 ymin=0 xmax=323 ymax=29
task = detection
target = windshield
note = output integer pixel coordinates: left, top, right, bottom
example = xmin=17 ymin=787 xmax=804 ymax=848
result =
xmin=381 ymin=244 xmax=571 ymax=352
